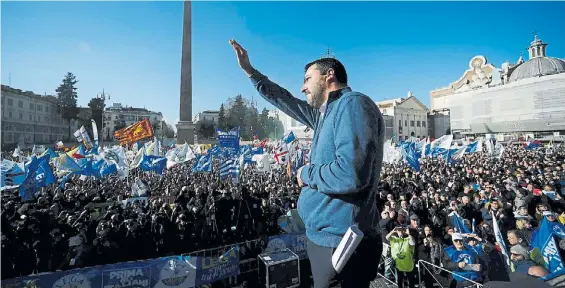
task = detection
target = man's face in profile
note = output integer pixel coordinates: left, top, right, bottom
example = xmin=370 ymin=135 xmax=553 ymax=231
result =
xmin=301 ymin=64 xmax=327 ymax=109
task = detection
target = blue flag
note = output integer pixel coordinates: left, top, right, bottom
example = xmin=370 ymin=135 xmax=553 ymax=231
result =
xmin=406 ymin=142 xmax=420 ymax=172
xmin=140 ymin=155 xmax=167 ymax=175
xmin=466 ymin=141 xmax=478 ymax=153
xmin=1 ymin=160 xmax=26 ymax=187
xmin=219 ymin=158 xmax=239 ymax=182
xmin=450 ymin=211 xmax=471 ymax=234
xmin=283 ymin=131 xmax=296 ymax=144
xmin=532 ymin=218 xmax=565 ymax=280
xmin=192 ymin=154 xmax=212 ymax=172
xmin=19 ymin=157 xmax=55 ymax=201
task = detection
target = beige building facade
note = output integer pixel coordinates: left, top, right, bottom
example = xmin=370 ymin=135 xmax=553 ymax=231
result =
xmin=430 ymin=34 xmax=565 ymax=136
xmin=376 ymin=92 xmax=430 ymax=141
xmin=1 ymin=85 xmax=77 ymax=147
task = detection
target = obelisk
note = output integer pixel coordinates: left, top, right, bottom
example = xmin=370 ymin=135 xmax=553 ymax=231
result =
xmin=176 ymin=1 xmax=195 ymax=144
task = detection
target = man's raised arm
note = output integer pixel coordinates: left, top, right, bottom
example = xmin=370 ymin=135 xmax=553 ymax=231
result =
xmin=229 ymin=39 xmax=317 ymax=129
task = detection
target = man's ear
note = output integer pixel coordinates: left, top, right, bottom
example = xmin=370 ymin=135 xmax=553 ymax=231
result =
xmin=325 ymin=68 xmax=335 ymax=83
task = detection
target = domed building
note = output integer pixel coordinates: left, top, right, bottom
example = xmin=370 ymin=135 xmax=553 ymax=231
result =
xmin=429 ymin=34 xmax=565 ymax=138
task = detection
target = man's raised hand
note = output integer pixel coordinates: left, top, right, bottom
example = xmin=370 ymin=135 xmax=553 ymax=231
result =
xmin=229 ymin=39 xmax=254 ymax=76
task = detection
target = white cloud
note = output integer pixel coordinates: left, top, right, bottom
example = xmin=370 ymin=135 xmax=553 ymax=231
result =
xmin=78 ymin=42 xmax=92 ymax=53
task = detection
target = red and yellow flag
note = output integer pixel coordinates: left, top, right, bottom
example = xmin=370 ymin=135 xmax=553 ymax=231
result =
xmin=114 ymin=118 xmax=154 ymax=145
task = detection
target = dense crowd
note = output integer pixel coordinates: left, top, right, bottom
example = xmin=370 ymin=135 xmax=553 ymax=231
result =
xmin=1 ymin=154 xmax=300 ymax=280
xmin=378 ymin=143 xmax=565 ymax=288
xmin=2 ymin=141 xmax=565 ymax=288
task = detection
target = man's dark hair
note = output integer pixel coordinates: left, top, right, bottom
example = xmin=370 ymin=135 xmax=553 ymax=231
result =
xmin=304 ymin=58 xmax=348 ymax=85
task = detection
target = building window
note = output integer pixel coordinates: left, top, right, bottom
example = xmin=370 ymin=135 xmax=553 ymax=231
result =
xmin=410 ymin=120 xmax=415 ymax=127
xmin=8 ymin=111 xmax=12 ymax=118
xmin=7 ymin=98 xmax=13 ymax=105
xmin=398 ymin=120 xmax=401 ymax=127
xmin=405 ymin=120 xmax=408 ymax=127
xmin=29 ymin=114 xmax=33 ymax=121
xmin=5 ymin=133 xmax=13 ymax=142
xmin=417 ymin=121 xmax=421 ymax=127
xmin=45 ymin=106 xmax=49 ymax=113
xmin=422 ymin=121 xmax=426 ymax=127
xmin=37 ymin=105 xmax=42 ymax=112
xmin=19 ymin=100 xmax=24 ymax=108
xmin=30 ymin=103 xmax=34 ymax=110
xmin=19 ymin=112 xmax=23 ymax=120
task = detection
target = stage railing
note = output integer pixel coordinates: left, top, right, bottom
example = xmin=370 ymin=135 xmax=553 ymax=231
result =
xmin=417 ymin=259 xmax=484 ymax=288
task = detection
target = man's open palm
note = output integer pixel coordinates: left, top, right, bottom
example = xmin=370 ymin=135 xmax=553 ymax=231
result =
xmin=229 ymin=39 xmax=254 ymax=76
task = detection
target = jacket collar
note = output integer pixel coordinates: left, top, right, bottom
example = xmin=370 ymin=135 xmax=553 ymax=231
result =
xmin=320 ymin=86 xmax=351 ymax=113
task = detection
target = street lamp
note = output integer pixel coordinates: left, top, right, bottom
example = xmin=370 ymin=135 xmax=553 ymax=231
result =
xmin=96 ymin=89 xmax=110 ymax=146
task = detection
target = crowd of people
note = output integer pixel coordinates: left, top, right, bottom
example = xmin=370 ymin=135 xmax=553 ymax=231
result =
xmin=1 ymin=152 xmax=300 ymax=280
xmin=2 ymin=141 xmax=565 ymax=288
xmin=379 ymin=143 xmax=565 ymax=288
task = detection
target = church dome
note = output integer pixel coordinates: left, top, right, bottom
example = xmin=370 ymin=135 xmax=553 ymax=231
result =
xmin=508 ymin=34 xmax=565 ymax=82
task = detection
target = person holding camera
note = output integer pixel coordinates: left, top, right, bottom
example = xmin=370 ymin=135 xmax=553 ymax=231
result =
xmin=386 ymin=226 xmax=416 ymax=288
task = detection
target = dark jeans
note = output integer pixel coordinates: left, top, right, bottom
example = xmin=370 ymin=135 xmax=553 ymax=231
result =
xmin=397 ymin=270 xmax=416 ymax=288
xmin=307 ymin=235 xmax=382 ymax=288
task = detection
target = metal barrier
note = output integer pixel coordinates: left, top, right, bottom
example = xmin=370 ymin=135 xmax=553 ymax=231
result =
xmin=377 ymin=243 xmax=399 ymax=286
xmin=417 ymin=260 xmax=484 ymax=288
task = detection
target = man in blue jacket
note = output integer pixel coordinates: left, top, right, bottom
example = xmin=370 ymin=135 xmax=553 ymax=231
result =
xmin=230 ymin=39 xmax=384 ymax=288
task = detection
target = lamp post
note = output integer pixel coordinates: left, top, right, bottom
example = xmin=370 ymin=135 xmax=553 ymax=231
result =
xmin=96 ymin=89 xmax=110 ymax=146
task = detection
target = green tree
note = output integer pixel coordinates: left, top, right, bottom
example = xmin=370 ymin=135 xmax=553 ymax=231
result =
xmin=218 ymin=104 xmax=227 ymax=131
xmin=258 ymin=108 xmax=270 ymax=139
xmin=164 ymin=122 xmax=176 ymax=138
xmin=227 ymin=94 xmax=246 ymax=133
xmin=56 ymin=72 xmax=79 ymax=139
xmin=196 ymin=120 xmax=216 ymax=139
xmin=88 ymin=97 xmax=105 ymax=139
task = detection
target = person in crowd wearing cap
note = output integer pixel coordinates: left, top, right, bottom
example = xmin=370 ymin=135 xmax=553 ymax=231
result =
xmin=509 ymin=244 xmax=549 ymax=277
xmin=231 ymin=39 xmax=384 ymax=288
xmin=386 ymin=226 xmax=416 ymax=288
xmin=442 ymin=233 xmax=483 ymax=288
xmin=464 ymin=233 xmax=494 ymax=281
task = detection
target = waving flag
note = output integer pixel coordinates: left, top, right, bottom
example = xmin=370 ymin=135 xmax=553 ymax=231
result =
xmin=405 ymin=142 xmax=421 ymax=172
xmin=1 ymin=160 xmax=25 ymax=188
xmin=114 ymin=118 xmax=154 ymax=145
xmin=283 ymin=131 xmax=296 ymax=144
xmin=466 ymin=139 xmax=483 ymax=153
xmin=19 ymin=157 xmax=55 ymax=201
xmin=431 ymin=134 xmax=453 ymax=157
xmin=525 ymin=140 xmax=541 ymax=150
xmin=140 ymin=154 xmax=167 ymax=175
xmin=492 ymin=211 xmax=511 ymax=267
xmin=56 ymin=154 xmax=83 ymax=172
xmin=449 ymin=211 xmax=471 ymax=234
xmin=447 ymin=146 xmax=466 ymax=164
xmin=192 ymin=154 xmax=212 ymax=172
xmin=219 ymin=158 xmax=240 ymax=182
xmin=274 ymin=143 xmax=289 ymax=165
xmin=531 ymin=218 xmax=565 ymax=280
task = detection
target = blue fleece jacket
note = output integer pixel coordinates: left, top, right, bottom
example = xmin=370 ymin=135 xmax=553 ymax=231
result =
xmin=250 ymin=71 xmax=385 ymax=247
